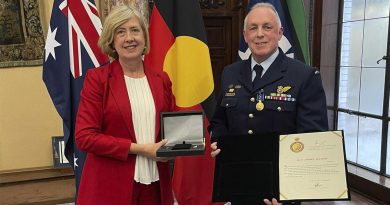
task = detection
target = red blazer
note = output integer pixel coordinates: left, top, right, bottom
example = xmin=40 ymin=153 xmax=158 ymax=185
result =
xmin=75 ymin=60 xmax=175 ymax=205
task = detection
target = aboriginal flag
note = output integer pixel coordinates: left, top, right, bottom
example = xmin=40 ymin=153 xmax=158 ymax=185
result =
xmin=144 ymin=0 xmax=219 ymax=204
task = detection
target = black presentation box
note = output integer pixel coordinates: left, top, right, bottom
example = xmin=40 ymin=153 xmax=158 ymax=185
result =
xmin=212 ymin=133 xmax=279 ymax=203
xmin=156 ymin=111 xmax=205 ymax=157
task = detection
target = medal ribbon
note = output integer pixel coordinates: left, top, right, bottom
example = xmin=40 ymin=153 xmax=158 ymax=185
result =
xmin=256 ymin=89 xmax=265 ymax=102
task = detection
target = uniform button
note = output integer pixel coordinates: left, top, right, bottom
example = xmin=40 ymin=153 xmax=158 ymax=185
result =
xmin=248 ymin=130 xmax=253 ymax=134
xmin=248 ymin=113 xmax=254 ymax=118
xmin=250 ymin=97 xmax=255 ymax=102
xmin=226 ymin=103 xmax=229 ymax=106
xmin=277 ymin=106 xmax=282 ymax=112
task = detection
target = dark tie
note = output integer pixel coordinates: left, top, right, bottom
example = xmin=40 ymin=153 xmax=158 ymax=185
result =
xmin=253 ymin=64 xmax=263 ymax=84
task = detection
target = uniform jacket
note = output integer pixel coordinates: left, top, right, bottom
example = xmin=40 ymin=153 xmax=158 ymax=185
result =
xmin=209 ymin=50 xmax=328 ymax=138
xmin=75 ymin=60 xmax=175 ymax=205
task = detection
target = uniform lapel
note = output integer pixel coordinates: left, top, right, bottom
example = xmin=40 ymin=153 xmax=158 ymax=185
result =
xmin=253 ymin=53 xmax=287 ymax=91
xmin=108 ymin=60 xmax=136 ymax=141
xmin=238 ymin=59 xmax=253 ymax=91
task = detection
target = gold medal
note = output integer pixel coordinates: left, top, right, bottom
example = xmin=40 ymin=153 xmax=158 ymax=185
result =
xmin=290 ymin=142 xmax=304 ymax=153
xmin=256 ymin=101 xmax=264 ymax=111
xmin=290 ymin=137 xmax=304 ymax=153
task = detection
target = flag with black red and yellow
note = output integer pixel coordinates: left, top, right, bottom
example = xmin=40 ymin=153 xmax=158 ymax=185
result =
xmin=144 ymin=0 xmax=219 ymax=204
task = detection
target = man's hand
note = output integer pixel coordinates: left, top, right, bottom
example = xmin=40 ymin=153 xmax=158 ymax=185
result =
xmin=210 ymin=142 xmax=221 ymax=158
xmin=263 ymin=198 xmax=281 ymax=205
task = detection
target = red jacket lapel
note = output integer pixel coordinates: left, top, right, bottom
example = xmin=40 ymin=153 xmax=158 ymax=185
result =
xmin=145 ymin=65 xmax=164 ymax=142
xmin=107 ymin=60 xmax=166 ymax=143
xmin=107 ymin=60 xmax=136 ymax=142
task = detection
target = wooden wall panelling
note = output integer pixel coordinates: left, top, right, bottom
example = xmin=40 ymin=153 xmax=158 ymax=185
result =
xmin=204 ymin=17 xmax=232 ymax=95
xmin=201 ymin=0 xmax=243 ymax=94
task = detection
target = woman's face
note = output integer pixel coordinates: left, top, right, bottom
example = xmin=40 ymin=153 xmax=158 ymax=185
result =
xmin=112 ymin=17 xmax=145 ymax=62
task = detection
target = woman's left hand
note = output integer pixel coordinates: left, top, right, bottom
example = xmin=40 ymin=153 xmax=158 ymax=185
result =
xmin=129 ymin=139 xmax=175 ymax=162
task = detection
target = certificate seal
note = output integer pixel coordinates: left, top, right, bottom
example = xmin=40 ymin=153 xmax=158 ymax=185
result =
xmin=290 ymin=138 xmax=304 ymax=153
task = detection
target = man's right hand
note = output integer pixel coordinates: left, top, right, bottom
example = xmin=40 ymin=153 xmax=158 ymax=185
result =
xmin=263 ymin=198 xmax=281 ymax=205
xmin=210 ymin=142 xmax=221 ymax=158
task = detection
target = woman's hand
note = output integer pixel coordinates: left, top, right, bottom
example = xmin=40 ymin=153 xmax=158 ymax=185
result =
xmin=142 ymin=139 xmax=167 ymax=160
xmin=130 ymin=139 xmax=173 ymax=161
xmin=210 ymin=142 xmax=221 ymax=158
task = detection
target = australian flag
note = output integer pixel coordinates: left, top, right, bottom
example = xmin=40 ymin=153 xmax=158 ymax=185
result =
xmin=238 ymin=0 xmax=299 ymax=61
xmin=42 ymin=0 xmax=107 ymax=192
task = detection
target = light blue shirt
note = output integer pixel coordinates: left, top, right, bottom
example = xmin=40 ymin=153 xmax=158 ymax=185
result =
xmin=251 ymin=49 xmax=279 ymax=81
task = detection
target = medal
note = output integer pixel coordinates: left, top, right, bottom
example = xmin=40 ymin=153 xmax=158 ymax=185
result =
xmin=290 ymin=137 xmax=304 ymax=153
xmin=256 ymin=101 xmax=264 ymax=111
xmin=255 ymin=89 xmax=265 ymax=111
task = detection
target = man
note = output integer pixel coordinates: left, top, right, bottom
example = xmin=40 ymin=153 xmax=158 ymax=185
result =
xmin=209 ymin=3 xmax=328 ymax=205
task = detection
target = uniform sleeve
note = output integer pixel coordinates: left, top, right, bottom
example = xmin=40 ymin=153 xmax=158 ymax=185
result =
xmin=208 ymin=69 xmax=229 ymax=141
xmin=75 ymin=69 xmax=131 ymax=161
xmin=296 ymin=68 xmax=329 ymax=132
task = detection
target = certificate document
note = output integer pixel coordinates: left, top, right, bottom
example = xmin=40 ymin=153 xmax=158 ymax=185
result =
xmin=279 ymin=131 xmax=349 ymax=201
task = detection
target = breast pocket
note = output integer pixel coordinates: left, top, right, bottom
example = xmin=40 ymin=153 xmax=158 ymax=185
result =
xmin=264 ymin=100 xmax=297 ymax=133
xmin=264 ymin=100 xmax=295 ymax=113
xmin=220 ymin=97 xmax=238 ymax=129
xmin=220 ymin=97 xmax=238 ymax=109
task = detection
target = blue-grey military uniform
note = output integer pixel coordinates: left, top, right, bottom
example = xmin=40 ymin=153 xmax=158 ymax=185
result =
xmin=209 ymin=50 xmax=328 ymax=139
xmin=209 ymin=50 xmax=329 ymax=205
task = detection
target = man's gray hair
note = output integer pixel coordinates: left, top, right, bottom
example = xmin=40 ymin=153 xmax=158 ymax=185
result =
xmin=243 ymin=2 xmax=282 ymax=30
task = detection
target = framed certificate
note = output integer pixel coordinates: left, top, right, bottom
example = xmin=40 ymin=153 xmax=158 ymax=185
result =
xmin=212 ymin=131 xmax=350 ymax=203
xmin=278 ymin=131 xmax=349 ymax=201
xmin=156 ymin=111 xmax=205 ymax=157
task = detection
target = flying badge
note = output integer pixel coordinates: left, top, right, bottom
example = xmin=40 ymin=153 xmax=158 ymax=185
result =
xmin=267 ymin=86 xmax=295 ymax=102
xmin=277 ymin=86 xmax=291 ymax=94
xmin=290 ymin=137 xmax=304 ymax=153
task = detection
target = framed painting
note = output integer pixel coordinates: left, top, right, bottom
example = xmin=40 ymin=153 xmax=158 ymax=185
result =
xmin=99 ymin=0 xmax=150 ymax=24
xmin=52 ymin=136 xmax=71 ymax=168
xmin=0 ymin=0 xmax=44 ymax=68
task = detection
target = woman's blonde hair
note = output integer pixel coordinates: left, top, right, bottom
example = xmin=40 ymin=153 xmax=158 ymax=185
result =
xmin=98 ymin=5 xmax=150 ymax=59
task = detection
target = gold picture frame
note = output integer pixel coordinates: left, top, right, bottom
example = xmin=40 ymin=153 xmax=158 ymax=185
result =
xmin=0 ymin=0 xmax=44 ymax=68
xmin=99 ymin=0 xmax=150 ymax=24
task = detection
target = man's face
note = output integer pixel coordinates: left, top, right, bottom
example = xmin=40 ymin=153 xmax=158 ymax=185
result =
xmin=243 ymin=7 xmax=283 ymax=63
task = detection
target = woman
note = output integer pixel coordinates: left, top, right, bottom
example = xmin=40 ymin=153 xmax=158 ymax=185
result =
xmin=75 ymin=5 xmax=175 ymax=205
